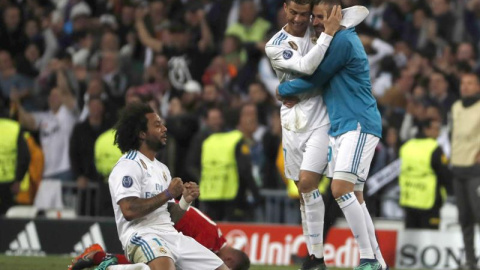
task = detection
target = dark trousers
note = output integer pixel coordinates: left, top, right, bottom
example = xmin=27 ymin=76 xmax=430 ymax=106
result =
xmin=404 ymin=206 xmax=440 ymax=229
xmin=454 ymin=177 xmax=480 ymax=267
xmin=0 ymin=182 xmax=15 ymax=215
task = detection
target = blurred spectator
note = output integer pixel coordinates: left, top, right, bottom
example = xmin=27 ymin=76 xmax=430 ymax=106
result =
xmin=0 ymin=50 xmax=34 ymax=109
xmin=0 ymin=5 xmax=27 ymax=58
xmin=371 ymin=127 xmax=402 ymax=219
xmin=247 ymin=80 xmax=276 ymax=126
xmin=183 ymin=1 xmax=214 ymax=53
xmin=399 ymin=118 xmax=453 ymax=229
xmin=225 ymin=0 xmax=271 ymax=92
xmin=428 ymin=71 xmax=458 ymax=118
xmin=0 ymin=103 xmax=30 ymax=215
xmin=199 ymin=103 xmax=262 ymax=221
xmin=70 ymin=97 xmax=108 ymax=183
xmin=14 ymin=78 xmax=78 ymax=181
xmin=365 ymin=0 xmax=387 ymax=31
xmin=181 ymin=80 xmax=203 ymax=113
xmin=70 ymin=97 xmax=109 ymax=215
xmin=136 ymin=12 xmax=214 ymax=91
xmin=185 ymin=106 xmax=226 ymax=184
xmin=360 ymin=34 xmax=394 ymax=83
xmin=426 ymin=102 xmax=451 ymax=158
xmin=165 ymin=97 xmax=199 ymax=181
xmin=100 ymin=51 xmax=129 ymax=114
xmin=451 ymin=72 xmax=480 ymax=270
xmin=16 ymin=42 xmax=42 ymax=79
xmin=430 ymin=0 xmax=458 ymax=44
xmin=464 ymin=0 xmax=480 ymax=46
xmin=260 ymin=107 xmax=282 ymax=189
xmin=225 ymin=0 xmax=270 ymax=44
xmin=399 ymin=97 xmax=429 ymax=142
xmin=402 ymin=7 xmax=436 ymax=51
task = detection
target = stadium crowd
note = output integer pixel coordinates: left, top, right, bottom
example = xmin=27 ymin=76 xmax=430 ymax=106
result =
xmin=0 ymin=0 xmax=479 ymax=225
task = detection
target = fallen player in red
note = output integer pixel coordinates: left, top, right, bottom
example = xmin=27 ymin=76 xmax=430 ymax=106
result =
xmin=68 ymin=206 xmax=250 ymax=270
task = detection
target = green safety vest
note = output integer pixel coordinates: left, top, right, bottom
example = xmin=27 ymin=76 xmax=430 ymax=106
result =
xmin=0 ymin=119 xmax=20 ymax=183
xmin=399 ymin=138 xmax=438 ymax=210
xmin=199 ymin=130 xmax=243 ymax=201
xmin=95 ymin=129 xmax=122 ymax=178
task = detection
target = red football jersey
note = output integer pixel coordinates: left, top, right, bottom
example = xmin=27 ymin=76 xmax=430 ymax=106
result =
xmin=174 ymin=206 xmax=227 ymax=253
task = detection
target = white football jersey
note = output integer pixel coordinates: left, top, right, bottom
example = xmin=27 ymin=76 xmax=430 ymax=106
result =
xmin=265 ymin=26 xmax=331 ymax=132
xmin=109 ymin=150 xmax=176 ymax=248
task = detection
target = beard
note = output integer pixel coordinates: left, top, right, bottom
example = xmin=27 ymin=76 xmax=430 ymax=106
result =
xmin=145 ymin=137 xmax=166 ymax=152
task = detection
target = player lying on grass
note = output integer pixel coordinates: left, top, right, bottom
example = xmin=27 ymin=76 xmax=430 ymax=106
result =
xmin=68 ymin=205 xmax=249 ymax=270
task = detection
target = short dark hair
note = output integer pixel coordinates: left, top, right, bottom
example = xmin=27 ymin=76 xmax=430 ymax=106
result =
xmin=285 ymin=0 xmax=314 ymax=5
xmin=232 ymin=249 xmax=251 ymax=270
xmin=114 ymin=103 xmax=154 ymax=153
xmin=315 ymin=0 xmax=342 ymax=6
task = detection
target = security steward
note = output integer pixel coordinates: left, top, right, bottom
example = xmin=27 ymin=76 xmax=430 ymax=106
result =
xmin=399 ymin=118 xmax=452 ymax=229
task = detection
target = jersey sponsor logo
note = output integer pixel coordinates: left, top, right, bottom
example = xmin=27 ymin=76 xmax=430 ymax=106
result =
xmin=288 ymin=41 xmax=298 ymax=51
xmin=283 ymin=50 xmax=293 ymax=60
xmin=140 ymin=159 xmax=148 ymax=170
xmin=122 ymin=176 xmax=133 ymax=188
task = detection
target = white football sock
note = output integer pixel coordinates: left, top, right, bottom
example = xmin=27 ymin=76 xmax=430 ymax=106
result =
xmin=107 ymin=264 xmax=150 ymax=270
xmin=301 ymin=189 xmax=325 ymax=259
xmin=336 ymin=192 xmax=374 ymax=259
xmin=300 ymin=204 xmax=312 ymax=255
xmin=361 ymin=202 xmax=387 ymax=268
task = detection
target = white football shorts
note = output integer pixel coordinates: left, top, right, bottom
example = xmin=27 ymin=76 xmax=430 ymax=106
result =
xmin=125 ymin=228 xmax=223 ymax=269
xmin=282 ymin=124 xmax=330 ymax=180
xmin=327 ymin=123 xmax=379 ymax=191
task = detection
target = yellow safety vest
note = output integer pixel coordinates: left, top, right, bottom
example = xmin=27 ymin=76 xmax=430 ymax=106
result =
xmin=0 ymin=119 xmax=20 ymax=183
xmin=199 ymin=130 xmax=243 ymax=201
xmin=95 ymin=129 xmax=122 ymax=178
xmin=399 ymin=138 xmax=438 ymax=210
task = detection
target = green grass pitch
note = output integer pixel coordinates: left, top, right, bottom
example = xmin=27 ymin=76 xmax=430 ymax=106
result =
xmin=0 ymin=254 xmax=424 ymax=270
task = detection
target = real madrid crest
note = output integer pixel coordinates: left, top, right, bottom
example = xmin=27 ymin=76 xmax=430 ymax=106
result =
xmin=288 ymin=41 xmax=298 ymax=51
xmin=311 ymin=36 xmax=317 ymax=45
xmin=140 ymin=159 xmax=147 ymax=170
xmin=163 ymin=171 xmax=168 ymax=182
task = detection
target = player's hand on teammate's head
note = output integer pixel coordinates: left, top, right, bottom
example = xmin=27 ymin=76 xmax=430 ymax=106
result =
xmin=323 ymin=5 xmax=342 ymax=36
xmin=183 ymin=182 xmax=200 ymax=203
xmin=168 ymin=177 xmax=185 ymax=198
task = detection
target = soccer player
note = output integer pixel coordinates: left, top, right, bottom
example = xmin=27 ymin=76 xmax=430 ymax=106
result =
xmin=265 ymin=1 xmax=368 ymax=269
xmin=278 ymin=1 xmax=387 ymax=269
xmin=103 ymin=103 xmax=228 ymax=270
xmin=68 ymin=206 xmax=249 ymax=270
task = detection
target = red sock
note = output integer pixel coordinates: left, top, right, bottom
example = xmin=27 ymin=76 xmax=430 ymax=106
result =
xmin=93 ymin=251 xmax=107 ymax=264
xmin=93 ymin=252 xmax=130 ymax=265
xmin=116 ymin=254 xmax=130 ymax=264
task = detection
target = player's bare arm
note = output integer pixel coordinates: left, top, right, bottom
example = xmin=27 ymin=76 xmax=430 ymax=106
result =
xmin=118 ymin=177 xmax=184 ymax=221
xmin=168 ymin=182 xmax=200 ymax=223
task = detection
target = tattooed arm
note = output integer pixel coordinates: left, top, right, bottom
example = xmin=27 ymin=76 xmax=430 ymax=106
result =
xmin=118 ymin=178 xmax=184 ymax=221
